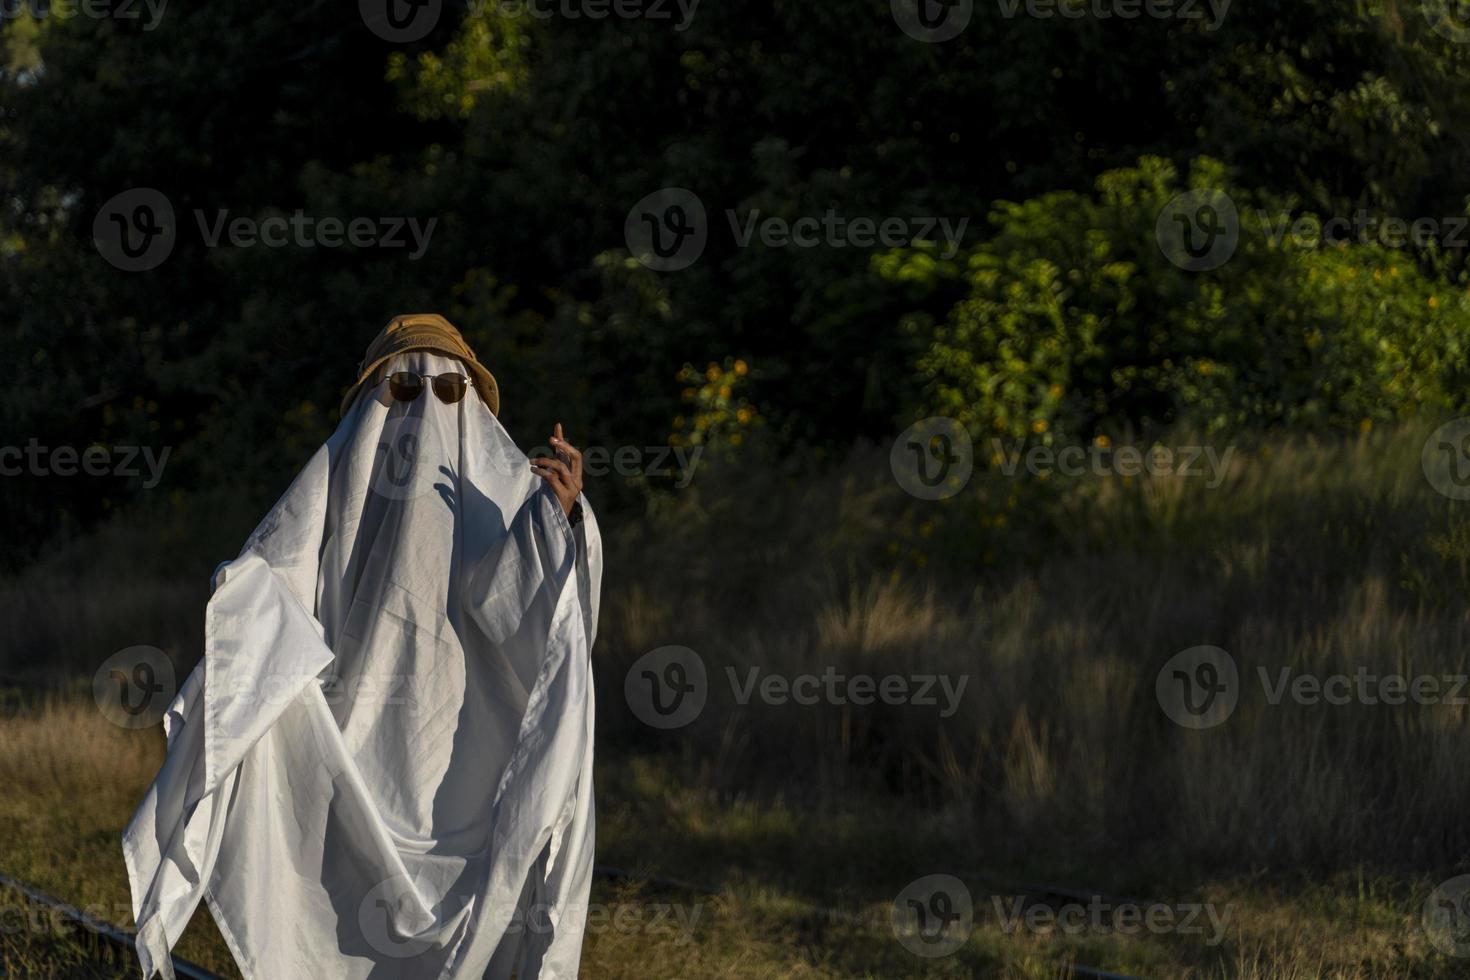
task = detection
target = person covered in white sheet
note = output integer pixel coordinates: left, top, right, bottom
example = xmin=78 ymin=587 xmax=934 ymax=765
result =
xmin=122 ymin=314 xmax=603 ymax=980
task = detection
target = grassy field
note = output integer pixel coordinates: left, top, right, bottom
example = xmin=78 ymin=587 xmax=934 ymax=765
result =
xmin=0 ymin=699 xmax=1464 ymax=979
xmin=5 ymin=424 xmax=1470 ymax=976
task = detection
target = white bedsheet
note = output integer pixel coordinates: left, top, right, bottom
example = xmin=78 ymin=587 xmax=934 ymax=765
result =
xmin=122 ymin=351 xmax=601 ymax=979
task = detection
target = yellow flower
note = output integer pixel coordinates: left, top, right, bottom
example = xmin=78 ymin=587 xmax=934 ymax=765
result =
xmin=736 ymin=408 xmax=753 ymax=424
xmin=1093 ymin=434 xmax=1111 ymax=449
xmin=1429 ymin=296 xmax=1440 ymax=310
xmin=1031 ymin=418 xmax=1049 ymax=434
xmin=682 ymin=387 xmax=696 ymax=401
xmin=734 ymin=359 xmax=749 ymax=376
xmin=706 ymin=364 xmax=720 ymax=382
xmin=719 ymin=385 xmax=732 ymax=399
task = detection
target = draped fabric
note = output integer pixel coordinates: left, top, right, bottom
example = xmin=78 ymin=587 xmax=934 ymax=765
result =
xmin=122 ymin=351 xmax=601 ymax=980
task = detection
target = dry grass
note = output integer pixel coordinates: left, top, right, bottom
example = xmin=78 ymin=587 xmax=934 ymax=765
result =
xmin=4 ymin=424 xmax=1470 ymax=975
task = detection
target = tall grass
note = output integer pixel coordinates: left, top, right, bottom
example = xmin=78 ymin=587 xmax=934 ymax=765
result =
xmin=594 ymin=425 xmax=1470 ymax=876
xmin=6 ymin=424 xmax=1470 ymax=879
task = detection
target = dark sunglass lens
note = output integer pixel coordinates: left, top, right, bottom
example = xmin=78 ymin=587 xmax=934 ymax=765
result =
xmin=433 ymin=375 xmax=469 ymax=404
xmin=388 ymin=372 xmax=425 ymax=402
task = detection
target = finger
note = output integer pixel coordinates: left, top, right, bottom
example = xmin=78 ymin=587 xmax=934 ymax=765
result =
xmin=529 ymin=464 xmax=572 ymax=493
xmin=550 ymin=438 xmax=583 ymax=480
xmin=548 ymin=433 xmax=581 ymax=460
xmin=530 ymin=456 xmax=572 ymax=480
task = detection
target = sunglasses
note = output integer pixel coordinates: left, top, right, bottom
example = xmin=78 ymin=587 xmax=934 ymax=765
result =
xmin=380 ymin=371 xmax=471 ymax=405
